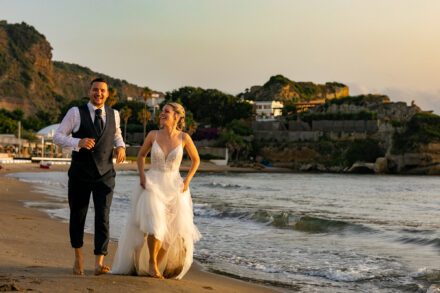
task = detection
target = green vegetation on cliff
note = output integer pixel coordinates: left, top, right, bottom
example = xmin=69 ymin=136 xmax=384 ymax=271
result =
xmin=325 ymin=94 xmax=390 ymax=106
xmin=239 ymin=74 xmax=349 ymax=102
xmin=392 ymin=112 xmax=440 ymax=154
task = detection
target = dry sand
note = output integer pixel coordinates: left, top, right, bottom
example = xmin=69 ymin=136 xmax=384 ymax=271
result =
xmin=0 ymin=163 xmax=280 ymax=293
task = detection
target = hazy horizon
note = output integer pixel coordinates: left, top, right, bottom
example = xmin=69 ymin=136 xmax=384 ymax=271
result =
xmin=1 ymin=0 xmax=439 ymax=113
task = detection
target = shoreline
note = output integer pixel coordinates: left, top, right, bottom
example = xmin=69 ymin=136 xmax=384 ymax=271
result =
xmin=0 ymin=165 xmax=279 ymax=292
xmin=0 ymin=161 xmax=294 ymax=175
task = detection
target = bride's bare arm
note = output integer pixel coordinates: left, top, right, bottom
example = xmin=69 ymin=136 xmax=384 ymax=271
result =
xmin=137 ymin=131 xmax=155 ymax=188
xmin=182 ymin=132 xmax=200 ymax=192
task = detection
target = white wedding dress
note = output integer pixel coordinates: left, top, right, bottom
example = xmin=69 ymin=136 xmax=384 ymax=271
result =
xmin=111 ymin=136 xmax=201 ymax=279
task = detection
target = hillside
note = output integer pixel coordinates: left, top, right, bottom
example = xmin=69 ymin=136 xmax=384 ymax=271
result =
xmin=238 ymin=75 xmax=349 ymax=102
xmin=0 ymin=21 xmax=146 ymax=117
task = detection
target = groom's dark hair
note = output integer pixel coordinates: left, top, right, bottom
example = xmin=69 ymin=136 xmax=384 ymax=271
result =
xmin=90 ymin=77 xmax=108 ymax=86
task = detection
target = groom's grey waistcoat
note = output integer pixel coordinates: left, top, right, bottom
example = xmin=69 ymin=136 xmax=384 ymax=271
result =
xmin=70 ymin=104 xmax=116 ymax=178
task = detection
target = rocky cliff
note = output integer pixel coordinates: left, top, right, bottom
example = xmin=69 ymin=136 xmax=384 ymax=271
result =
xmin=0 ymin=21 xmax=146 ymax=117
xmin=239 ymin=75 xmax=349 ymax=102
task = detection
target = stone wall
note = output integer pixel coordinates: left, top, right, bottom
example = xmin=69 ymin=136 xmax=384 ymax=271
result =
xmin=197 ymin=147 xmax=227 ymax=158
xmin=254 ymin=130 xmax=321 ymax=142
xmin=253 ymin=120 xmax=380 ymax=142
xmin=312 ymin=120 xmax=378 ymax=133
xmin=326 ymin=101 xmax=420 ymax=122
xmin=252 ymin=121 xmax=282 ymax=131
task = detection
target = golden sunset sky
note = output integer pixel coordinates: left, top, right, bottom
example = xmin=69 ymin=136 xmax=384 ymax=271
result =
xmin=2 ymin=0 xmax=440 ymax=113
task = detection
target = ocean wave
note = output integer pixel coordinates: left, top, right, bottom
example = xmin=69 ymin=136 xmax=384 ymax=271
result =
xmin=203 ymin=181 xmax=251 ymax=190
xmin=412 ymin=268 xmax=440 ymax=282
xmin=400 ymin=228 xmax=437 ymax=235
xmin=195 ymin=203 xmax=372 ymax=234
xmin=113 ymin=193 xmax=131 ymax=202
xmin=15 ymin=178 xmax=67 ymax=188
xmin=306 ymin=267 xmax=379 ymax=282
xmin=398 ymin=236 xmax=440 ymax=248
xmin=254 ymin=212 xmax=372 ymax=233
xmin=194 ymin=203 xmax=223 ymax=217
xmin=24 ymin=201 xmax=67 ymax=209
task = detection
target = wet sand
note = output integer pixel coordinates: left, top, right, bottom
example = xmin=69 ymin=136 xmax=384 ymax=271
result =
xmin=0 ymin=163 xmax=279 ymax=292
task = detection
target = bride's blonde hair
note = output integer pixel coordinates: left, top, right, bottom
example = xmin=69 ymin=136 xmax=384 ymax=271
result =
xmin=165 ymin=102 xmax=186 ymax=131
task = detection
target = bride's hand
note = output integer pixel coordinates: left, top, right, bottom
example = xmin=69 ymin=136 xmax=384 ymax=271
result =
xmin=140 ymin=174 xmax=146 ymax=189
xmin=181 ymin=179 xmax=190 ymax=193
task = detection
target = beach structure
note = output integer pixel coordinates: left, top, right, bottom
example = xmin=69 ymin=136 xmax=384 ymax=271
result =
xmin=210 ymin=148 xmax=229 ymax=166
xmin=32 ymin=123 xmax=71 ymax=165
xmin=36 ymin=124 xmax=61 ymax=158
xmin=0 ymin=134 xmax=29 ymax=155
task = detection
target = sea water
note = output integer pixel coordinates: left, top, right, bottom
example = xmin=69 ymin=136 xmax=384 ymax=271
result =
xmin=9 ymin=171 xmax=440 ymax=292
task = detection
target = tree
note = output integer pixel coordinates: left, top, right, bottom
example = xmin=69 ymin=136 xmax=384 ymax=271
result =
xmin=185 ymin=111 xmax=198 ymax=135
xmin=106 ymin=87 xmax=118 ymax=107
xmin=165 ymin=86 xmax=253 ymax=127
xmin=216 ymin=120 xmax=254 ymax=161
xmin=137 ymin=108 xmax=151 ymax=139
xmin=0 ymin=112 xmax=17 ymax=133
xmin=282 ymin=100 xmax=297 ymax=116
xmin=120 ymin=106 xmax=132 ymax=142
xmin=218 ymin=129 xmax=251 ymax=161
xmin=223 ymin=130 xmax=245 ymax=161
xmin=142 ymin=87 xmax=153 ymax=138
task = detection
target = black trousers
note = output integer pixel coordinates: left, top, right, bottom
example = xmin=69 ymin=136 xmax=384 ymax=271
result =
xmin=68 ymin=166 xmax=115 ymax=255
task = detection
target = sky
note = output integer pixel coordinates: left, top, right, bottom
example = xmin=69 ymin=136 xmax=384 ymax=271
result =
xmin=1 ymin=0 xmax=440 ymax=113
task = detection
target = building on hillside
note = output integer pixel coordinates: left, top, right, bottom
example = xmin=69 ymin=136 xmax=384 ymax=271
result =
xmin=127 ymin=92 xmax=165 ymax=118
xmin=252 ymin=101 xmax=284 ymax=121
xmin=294 ymin=99 xmax=326 ymax=113
xmin=144 ymin=92 xmax=165 ymax=120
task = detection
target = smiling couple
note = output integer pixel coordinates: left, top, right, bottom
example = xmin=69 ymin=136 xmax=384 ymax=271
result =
xmin=54 ymin=78 xmax=200 ymax=279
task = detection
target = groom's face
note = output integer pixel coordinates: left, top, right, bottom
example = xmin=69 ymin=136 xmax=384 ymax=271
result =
xmin=89 ymin=81 xmax=109 ymax=108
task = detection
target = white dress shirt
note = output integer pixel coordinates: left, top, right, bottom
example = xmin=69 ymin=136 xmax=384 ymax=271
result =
xmin=54 ymin=102 xmax=125 ymax=152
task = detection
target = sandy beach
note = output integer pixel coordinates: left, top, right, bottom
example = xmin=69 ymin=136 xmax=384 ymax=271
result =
xmin=0 ymin=163 xmax=279 ymax=293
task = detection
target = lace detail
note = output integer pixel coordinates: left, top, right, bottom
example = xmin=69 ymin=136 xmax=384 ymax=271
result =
xmin=150 ymin=140 xmax=183 ymax=172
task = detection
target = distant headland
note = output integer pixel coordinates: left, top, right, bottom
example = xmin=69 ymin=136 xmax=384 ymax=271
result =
xmin=1 ymin=21 xmax=439 ymax=174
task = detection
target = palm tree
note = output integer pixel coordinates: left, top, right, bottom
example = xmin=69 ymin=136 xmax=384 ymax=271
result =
xmin=137 ymin=108 xmax=151 ymax=139
xmin=142 ymin=87 xmax=153 ymax=138
xmin=120 ymin=106 xmax=132 ymax=142
xmin=185 ymin=111 xmax=198 ymax=135
xmin=220 ymin=129 xmax=244 ymax=161
xmin=106 ymin=87 xmax=118 ymax=107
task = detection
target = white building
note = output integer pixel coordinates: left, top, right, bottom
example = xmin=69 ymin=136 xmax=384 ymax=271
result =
xmin=145 ymin=93 xmax=165 ymax=119
xmin=253 ymin=101 xmax=284 ymax=121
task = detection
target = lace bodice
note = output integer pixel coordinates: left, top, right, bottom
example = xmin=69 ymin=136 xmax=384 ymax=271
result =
xmin=150 ymin=140 xmax=183 ymax=172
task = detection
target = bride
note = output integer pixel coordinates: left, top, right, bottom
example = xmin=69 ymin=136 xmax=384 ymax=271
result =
xmin=111 ymin=102 xmax=201 ymax=279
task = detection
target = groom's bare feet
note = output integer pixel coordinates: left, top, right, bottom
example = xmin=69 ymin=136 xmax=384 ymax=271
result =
xmin=73 ymin=255 xmax=84 ymax=275
xmin=73 ymin=248 xmax=85 ymax=275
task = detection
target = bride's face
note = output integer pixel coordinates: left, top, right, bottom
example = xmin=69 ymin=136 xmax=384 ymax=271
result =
xmin=159 ymin=105 xmax=178 ymax=128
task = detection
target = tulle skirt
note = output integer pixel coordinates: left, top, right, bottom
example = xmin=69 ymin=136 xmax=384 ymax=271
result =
xmin=111 ymin=169 xmax=201 ymax=279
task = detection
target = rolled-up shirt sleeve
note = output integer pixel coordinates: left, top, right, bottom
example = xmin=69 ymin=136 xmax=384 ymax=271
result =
xmin=113 ymin=109 xmax=125 ymax=148
xmin=53 ymin=107 xmax=81 ymax=150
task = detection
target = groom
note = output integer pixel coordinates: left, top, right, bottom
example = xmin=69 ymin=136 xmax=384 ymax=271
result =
xmin=54 ymin=78 xmax=126 ymax=275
